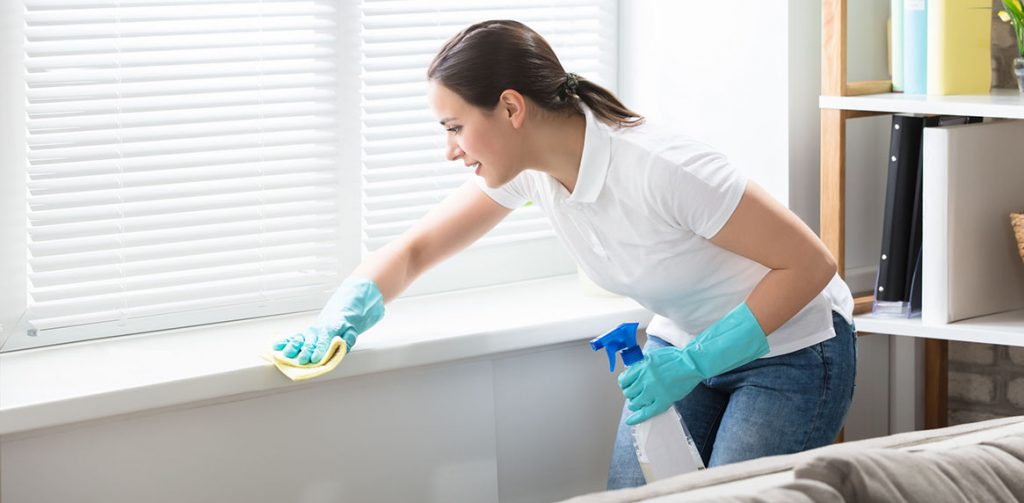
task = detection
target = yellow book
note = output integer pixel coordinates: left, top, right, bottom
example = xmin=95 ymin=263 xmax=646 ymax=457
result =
xmin=926 ymin=0 xmax=992 ymax=95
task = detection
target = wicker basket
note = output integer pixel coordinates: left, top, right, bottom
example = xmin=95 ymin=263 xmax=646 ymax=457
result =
xmin=1013 ymin=212 xmax=1024 ymax=265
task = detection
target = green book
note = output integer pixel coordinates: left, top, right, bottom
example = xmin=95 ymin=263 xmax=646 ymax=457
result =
xmin=892 ymin=0 xmax=905 ymax=92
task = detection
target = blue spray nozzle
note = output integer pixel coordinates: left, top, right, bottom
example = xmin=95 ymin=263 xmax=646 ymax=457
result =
xmin=589 ymin=322 xmax=644 ymax=372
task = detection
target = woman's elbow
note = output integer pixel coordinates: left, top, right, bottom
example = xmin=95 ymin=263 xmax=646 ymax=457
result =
xmin=815 ymin=249 xmax=839 ymax=287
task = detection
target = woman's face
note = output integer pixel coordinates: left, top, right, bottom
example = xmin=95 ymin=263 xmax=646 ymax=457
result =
xmin=427 ymin=82 xmax=525 ymax=188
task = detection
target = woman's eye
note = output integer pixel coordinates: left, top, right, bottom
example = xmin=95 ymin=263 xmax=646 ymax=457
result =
xmin=446 ymin=126 xmax=462 ymax=134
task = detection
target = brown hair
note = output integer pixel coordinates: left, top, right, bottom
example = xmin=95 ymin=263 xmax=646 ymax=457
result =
xmin=427 ymin=20 xmax=643 ymax=127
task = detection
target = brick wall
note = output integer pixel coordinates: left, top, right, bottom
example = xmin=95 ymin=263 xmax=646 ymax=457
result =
xmin=948 ymin=342 xmax=1024 ymax=425
xmin=992 ymin=0 xmax=1020 ymax=89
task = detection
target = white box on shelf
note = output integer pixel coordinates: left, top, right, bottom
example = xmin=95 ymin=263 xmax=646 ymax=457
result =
xmin=922 ymin=119 xmax=1024 ymax=325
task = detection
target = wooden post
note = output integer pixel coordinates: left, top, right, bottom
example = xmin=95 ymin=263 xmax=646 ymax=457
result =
xmin=925 ymin=340 xmax=949 ymax=429
xmin=821 ymin=0 xmax=846 ymax=274
xmin=823 ymin=0 xmax=847 ymax=444
xmin=822 ymin=0 xmax=846 ymax=97
xmin=820 ymin=109 xmax=846 ymax=275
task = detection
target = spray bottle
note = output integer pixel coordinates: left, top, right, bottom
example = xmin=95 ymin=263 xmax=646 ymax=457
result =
xmin=591 ymin=323 xmax=705 ymax=482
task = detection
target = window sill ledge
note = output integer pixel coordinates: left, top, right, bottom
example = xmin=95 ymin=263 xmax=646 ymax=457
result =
xmin=0 ymin=274 xmax=649 ymax=436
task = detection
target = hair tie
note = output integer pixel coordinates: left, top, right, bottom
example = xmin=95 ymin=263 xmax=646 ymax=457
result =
xmin=564 ymin=72 xmax=579 ymax=94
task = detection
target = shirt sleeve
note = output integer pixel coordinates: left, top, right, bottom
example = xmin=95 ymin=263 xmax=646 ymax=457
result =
xmin=473 ymin=173 xmax=530 ymax=210
xmin=646 ymin=149 xmax=748 ymax=239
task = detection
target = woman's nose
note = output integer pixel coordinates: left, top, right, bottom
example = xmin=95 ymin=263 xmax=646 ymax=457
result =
xmin=445 ymin=137 xmax=462 ymax=161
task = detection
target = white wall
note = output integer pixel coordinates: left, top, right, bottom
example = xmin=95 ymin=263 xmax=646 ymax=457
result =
xmin=1 ymin=342 xmax=624 ymax=503
xmin=619 ymin=1 xmax=793 ymax=206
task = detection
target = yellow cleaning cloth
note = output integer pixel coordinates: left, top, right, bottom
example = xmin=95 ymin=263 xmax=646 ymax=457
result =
xmin=261 ymin=337 xmax=348 ymax=381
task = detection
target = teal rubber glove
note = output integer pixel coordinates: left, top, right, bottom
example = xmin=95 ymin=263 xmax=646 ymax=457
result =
xmin=273 ymin=276 xmax=385 ymax=365
xmin=618 ymin=303 xmax=770 ymax=426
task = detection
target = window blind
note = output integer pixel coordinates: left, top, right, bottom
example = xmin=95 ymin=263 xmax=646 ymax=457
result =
xmin=359 ymin=0 xmax=617 ymax=251
xmin=21 ymin=0 xmax=345 ymax=347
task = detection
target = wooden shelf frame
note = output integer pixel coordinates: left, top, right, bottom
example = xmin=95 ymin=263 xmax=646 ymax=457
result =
xmin=819 ymin=0 xmax=948 ymax=430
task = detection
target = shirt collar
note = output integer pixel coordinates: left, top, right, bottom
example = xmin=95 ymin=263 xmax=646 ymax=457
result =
xmin=564 ymin=105 xmax=611 ymax=204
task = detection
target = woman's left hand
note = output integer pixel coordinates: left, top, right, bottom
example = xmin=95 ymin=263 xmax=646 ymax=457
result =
xmin=618 ymin=346 xmax=703 ymax=425
xmin=618 ymin=303 xmax=771 ymax=426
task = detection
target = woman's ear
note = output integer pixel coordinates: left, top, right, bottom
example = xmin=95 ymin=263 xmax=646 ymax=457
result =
xmin=498 ymin=89 xmax=526 ymax=129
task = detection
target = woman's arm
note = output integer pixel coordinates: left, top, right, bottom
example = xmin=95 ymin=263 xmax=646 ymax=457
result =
xmin=709 ymin=181 xmax=838 ymax=335
xmin=351 ymin=179 xmax=513 ymax=303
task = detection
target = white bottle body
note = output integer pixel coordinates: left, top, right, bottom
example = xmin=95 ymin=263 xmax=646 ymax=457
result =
xmin=632 ymin=406 xmax=705 ymax=482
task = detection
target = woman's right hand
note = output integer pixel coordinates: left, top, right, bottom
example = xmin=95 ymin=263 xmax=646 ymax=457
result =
xmin=271 ymin=277 xmax=385 ymax=365
xmin=273 ymin=323 xmax=352 ymax=366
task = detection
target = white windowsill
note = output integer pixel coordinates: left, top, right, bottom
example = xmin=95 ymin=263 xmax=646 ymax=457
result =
xmin=0 ymin=274 xmax=650 ymax=437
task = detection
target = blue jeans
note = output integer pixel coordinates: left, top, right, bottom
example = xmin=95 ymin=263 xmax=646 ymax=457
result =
xmin=607 ymin=311 xmax=857 ymax=489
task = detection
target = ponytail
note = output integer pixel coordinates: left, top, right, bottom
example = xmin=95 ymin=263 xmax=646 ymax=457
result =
xmin=566 ymin=75 xmax=644 ymax=128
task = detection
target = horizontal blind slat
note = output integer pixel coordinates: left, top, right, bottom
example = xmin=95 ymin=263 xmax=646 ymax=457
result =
xmin=27 ymin=87 xmax=336 ymax=117
xmin=31 ymin=255 xmax=336 ymax=302
xmin=26 ymin=16 xmax=336 ymax=40
xmin=30 ymin=242 xmax=338 ymax=287
xmin=26 ymin=30 xmax=334 ymax=57
xmin=28 ymin=101 xmax=332 ymax=132
xmin=28 ymin=284 xmax=331 ymax=331
xmin=27 ymin=45 xmax=336 ymax=71
xmin=27 ymin=0 xmax=333 ymax=8
xmin=29 ymin=116 xmax=336 ymax=148
xmin=26 ymin=60 xmax=336 ymax=87
xmin=30 ymin=217 xmax=337 ymax=259
xmin=28 ymin=172 xmax=338 ymax=210
xmin=29 ymin=145 xmax=336 ymax=178
xmin=28 ymin=73 xmax=336 ymax=102
xmin=26 ymin=3 xmax=336 ymax=24
xmin=29 ymin=158 xmax=334 ymax=191
xmin=29 ymin=205 xmax=336 ymax=247
xmin=28 ymin=129 xmax=336 ymax=163
xmin=29 ymin=185 xmax=336 ymax=225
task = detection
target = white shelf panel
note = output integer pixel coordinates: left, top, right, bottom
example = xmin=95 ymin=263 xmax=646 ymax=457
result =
xmin=855 ymin=308 xmax=1024 ymax=347
xmin=820 ymin=89 xmax=1024 ymax=119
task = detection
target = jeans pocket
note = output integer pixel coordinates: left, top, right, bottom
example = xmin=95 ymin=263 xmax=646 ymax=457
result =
xmin=831 ymin=312 xmax=857 ymax=401
xmin=810 ymin=340 xmax=826 ymax=364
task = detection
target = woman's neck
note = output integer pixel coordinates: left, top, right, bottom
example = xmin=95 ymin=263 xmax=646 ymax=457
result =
xmin=527 ymin=112 xmax=587 ymax=193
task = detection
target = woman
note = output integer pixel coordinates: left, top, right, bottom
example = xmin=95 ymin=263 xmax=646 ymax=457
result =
xmin=274 ymin=20 xmax=857 ymax=489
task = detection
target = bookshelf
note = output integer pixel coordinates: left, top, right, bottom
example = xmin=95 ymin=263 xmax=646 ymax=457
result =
xmin=819 ymin=89 xmax=1024 ymax=119
xmin=819 ymin=0 xmax=1024 ymax=430
xmin=856 ymin=309 xmax=1024 ymax=347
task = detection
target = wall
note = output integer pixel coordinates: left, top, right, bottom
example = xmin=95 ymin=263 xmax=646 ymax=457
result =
xmin=0 ymin=342 xmax=624 ymax=503
xmin=948 ymin=343 xmax=1024 ymax=425
xmin=992 ymin=0 xmax=1022 ymax=89
xmin=618 ymin=1 xmax=792 ymax=214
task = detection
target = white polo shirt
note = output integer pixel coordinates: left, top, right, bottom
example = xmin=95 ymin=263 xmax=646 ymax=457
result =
xmin=475 ymin=106 xmax=854 ymax=357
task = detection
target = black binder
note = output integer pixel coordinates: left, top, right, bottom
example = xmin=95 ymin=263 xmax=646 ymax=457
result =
xmin=903 ymin=121 xmax=927 ymax=303
xmin=908 ymin=247 xmax=923 ymax=315
xmin=876 ymin=115 xmax=924 ymax=303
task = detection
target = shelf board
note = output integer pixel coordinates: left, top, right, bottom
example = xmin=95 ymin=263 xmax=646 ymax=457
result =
xmin=854 ymin=308 xmax=1024 ymax=347
xmin=820 ymin=89 xmax=1024 ymax=119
